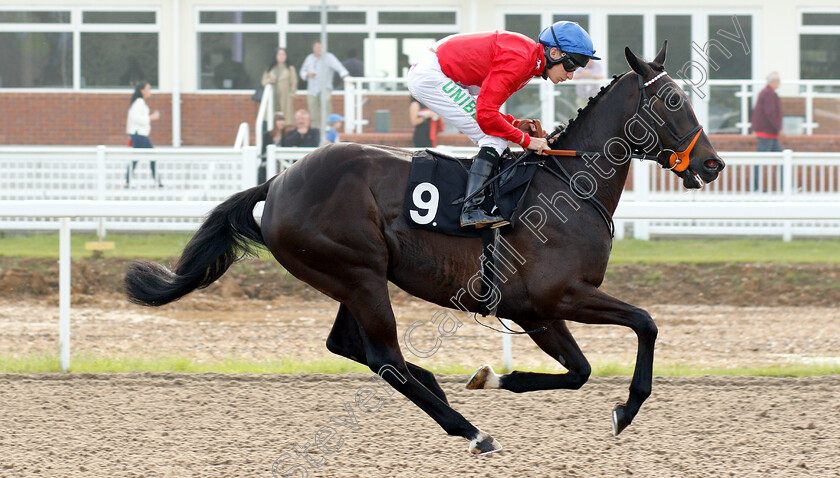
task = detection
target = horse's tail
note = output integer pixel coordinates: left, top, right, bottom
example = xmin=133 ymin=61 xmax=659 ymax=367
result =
xmin=125 ymin=180 xmax=272 ymax=306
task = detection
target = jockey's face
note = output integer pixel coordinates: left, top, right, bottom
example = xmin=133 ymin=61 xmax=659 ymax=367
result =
xmin=546 ymin=48 xmax=575 ymax=84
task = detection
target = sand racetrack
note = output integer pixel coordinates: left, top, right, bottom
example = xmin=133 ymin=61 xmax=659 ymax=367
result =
xmin=2 ymin=373 xmax=839 ymax=477
xmin=2 ymin=261 xmax=840 ymax=477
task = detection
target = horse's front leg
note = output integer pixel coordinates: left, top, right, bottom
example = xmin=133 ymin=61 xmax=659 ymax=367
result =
xmin=565 ymin=284 xmax=657 ymax=435
xmin=467 ymin=319 xmax=592 ymax=392
xmin=468 ymin=285 xmax=657 ymax=435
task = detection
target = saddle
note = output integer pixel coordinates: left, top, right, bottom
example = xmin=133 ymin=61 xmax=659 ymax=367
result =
xmin=402 ymin=149 xmax=539 ymax=237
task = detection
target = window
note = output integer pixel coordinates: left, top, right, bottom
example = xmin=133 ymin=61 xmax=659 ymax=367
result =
xmin=83 ymin=11 xmax=155 ymax=24
xmin=0 ymin=11 xmax=69 ymax=23
xmin=0 ymin=32 xmax=72 ymax=88
xmin=378 ymin=11 xmax=456 ymax=25
xmin=200 ymin=11 xmax=276 ymax=24
xmin=707 ymin=15 xmax=751 ymax=80
xmin=288 ymin=11 xmax=366 ymax=25
xmin=656 ymin=15 xmax=691 ymax=70
xmin=82 ymin=33 xmax=158 ymax=88
xmin=505 ymin=14 xmax=540 ymax=40
xmin=608 ymin=15 xmax=643 ymax=75
xmin=199 ymin=33 xmax=276 ymax=90
xmin=552 ymin=14 xmax=589 ymax=32
xmin=800 ymin=11 xmax=840 ymax=80
xmin=197 ymin=8 xmax=459 ymax=90
xmin=0 ymin=9 xmax=159 ymax=89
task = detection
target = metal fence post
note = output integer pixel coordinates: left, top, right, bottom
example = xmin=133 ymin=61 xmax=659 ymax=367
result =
xmin=242 ymin=146 xmax=258 ymax=189
xmin=266 ymin=144 xmax=277 ymax=179
xmin=59 ymin=217 xmax=71 ymax=372
xmin=632 ymin=161 xmax=651 ymax=240
xmin=501 ymin=319 xmax=512 ymax=373
xmin=783 ymin=149 xmax=794 ymax=241
xmin=96 ymin=145 xmax=107 ymax=238
xmin=344 ymin=78 xmax=356 ymax=133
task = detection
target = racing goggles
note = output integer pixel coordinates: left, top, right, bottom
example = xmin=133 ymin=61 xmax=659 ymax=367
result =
xmin=544 ymin=48 xmax=590 ymax=72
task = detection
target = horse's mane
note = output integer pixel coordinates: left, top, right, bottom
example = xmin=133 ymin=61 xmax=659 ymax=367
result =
xmin=550 ymin=72 xmax=628 ymax=147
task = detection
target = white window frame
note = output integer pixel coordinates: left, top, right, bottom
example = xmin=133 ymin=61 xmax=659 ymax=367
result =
xmin=0 ymin=6 xmax=161 ymax=92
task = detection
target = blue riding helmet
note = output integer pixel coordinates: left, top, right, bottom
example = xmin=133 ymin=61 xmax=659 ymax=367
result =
xmin=538 ymin=21 xmax=601 ymax=69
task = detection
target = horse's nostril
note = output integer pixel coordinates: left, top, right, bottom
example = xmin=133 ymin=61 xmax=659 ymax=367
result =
xmin=704 ymin=158 xmax=723 ymax=171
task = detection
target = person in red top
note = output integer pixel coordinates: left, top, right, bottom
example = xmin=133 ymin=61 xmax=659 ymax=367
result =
xmin=408 ymin=21 xmax=600 ymax=228
xmin=751 ymin=72 xmax=783 ymax=152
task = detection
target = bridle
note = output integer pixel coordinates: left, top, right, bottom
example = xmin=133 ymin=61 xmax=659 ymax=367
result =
xmin=632 ymin=71 xmax=703 ymax=172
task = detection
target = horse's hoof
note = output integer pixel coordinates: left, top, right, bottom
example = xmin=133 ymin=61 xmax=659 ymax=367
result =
xmin=612 ymin=403 xmax=631 ymax=435
xmin=466 ymin=365 xmax=499 ymax=390
xmin=469 ymin=430 xmax=503 ymax=455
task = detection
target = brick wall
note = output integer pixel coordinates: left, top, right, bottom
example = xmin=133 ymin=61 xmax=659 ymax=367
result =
xmin=3 ymin=91 xmax=840 ymax=151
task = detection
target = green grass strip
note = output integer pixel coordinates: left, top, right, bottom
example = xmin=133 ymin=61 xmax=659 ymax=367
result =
xmin=2 ymin=354 xmax=838 ymax=377
xmin=1 ymin=233 xmax=840 ymax=263
xmin=609 ymin=238 xmax=840 ymax=264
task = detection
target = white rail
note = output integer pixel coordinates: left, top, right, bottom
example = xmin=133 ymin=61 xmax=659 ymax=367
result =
xmin=3 ymin=146 xmax=840 ymax=239
xmin=255 ymin=84 xmax=274 ymax=156
xmin=233 ymin=122 xmax=249 ymax=149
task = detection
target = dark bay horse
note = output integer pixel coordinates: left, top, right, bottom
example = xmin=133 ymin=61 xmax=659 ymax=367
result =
xmin=126 ymin=44 xmax=724 ymax=454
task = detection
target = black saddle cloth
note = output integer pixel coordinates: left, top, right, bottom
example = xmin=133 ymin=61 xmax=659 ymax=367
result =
xmin=403 ymin=149 xmax=538 ymax=237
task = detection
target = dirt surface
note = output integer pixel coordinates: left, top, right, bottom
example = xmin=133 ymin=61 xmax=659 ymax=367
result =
xmin=3 ymin=295 xmax=840 ymax=371
xmin=2 ymin=257 xmax=840 ymax=476
xmin=2 ymin=257 xmax=840 ymax=307
xmin=1 ymin=373 xmax=839 ymax=477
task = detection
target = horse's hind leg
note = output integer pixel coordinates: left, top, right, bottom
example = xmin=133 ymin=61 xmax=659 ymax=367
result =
xmin=467 ymin=319 xmax=592 ymax=393
xmin=344 ymin=280 xmax=501 ymax=454
xmin=327 ymin=304 xmax=450 ymax=404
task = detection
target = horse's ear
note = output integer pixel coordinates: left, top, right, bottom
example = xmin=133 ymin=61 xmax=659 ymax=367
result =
xmin=624 ymin=46 xmax=648 ymax=75
xmin=651 ymin=40 xmax=667 ymax=69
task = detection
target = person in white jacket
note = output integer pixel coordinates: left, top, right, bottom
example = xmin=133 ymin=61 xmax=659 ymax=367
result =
xmin=125 ymin=81 xmax=161 ymax=187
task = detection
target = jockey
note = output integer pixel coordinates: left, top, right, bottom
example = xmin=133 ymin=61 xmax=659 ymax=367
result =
xmin=407 ymin=21 xmax=600 ymax=228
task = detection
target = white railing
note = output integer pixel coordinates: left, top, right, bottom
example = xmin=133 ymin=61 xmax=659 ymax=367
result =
xmin=0 ymin=145 xmax=259 ymax=230
xmin=233 ymin=122 xmax=249 ymax=149
xmin=255 ymin=84 xmax=274 ymax=155
xmin=628 ymin=149 xmax=840 ymax=240
xmin=343 ymin=77 xmax=840 ymax=136
xmin=3 ymin=146 xmax=840 ymax=239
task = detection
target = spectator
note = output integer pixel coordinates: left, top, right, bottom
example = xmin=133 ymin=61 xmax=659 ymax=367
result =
xmin=299 ymin=41 xmax=350 ymax=129
xmin=125 ymin=81 xmax=162 ymax=188
xmin=342 ymin=49 xmax=364 ymax=77
xmin=282 ymin=109 xmax=320 ymax=147
xmin=259 ymin=112 xmax=288 ymax=183
xmin=574 ymin=59 xmax=604 ymax=107
xmin=214 ymin=48 xmax=249 ymax=89
xmin=325 ymin=114 xmax=344 ymax=144
xmin=261 ymin=47 xmax=298 ymax=119
xmin=752 ymin=72 xmax=783 ymax=152
xmin=751 ymin=72 xmax=783 ymax=191
xmin=409 ymin=97 xmax=444 ymax=148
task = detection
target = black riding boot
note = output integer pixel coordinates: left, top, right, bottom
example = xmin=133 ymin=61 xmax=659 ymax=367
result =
xmin=461 ymin=147 xmax=507 ymax=228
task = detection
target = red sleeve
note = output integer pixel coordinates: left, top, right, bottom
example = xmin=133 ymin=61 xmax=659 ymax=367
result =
xmin=474 ymin=43 xmax=534 ymax=147
xmin=475 ymin=71 xmax=530 ymax=147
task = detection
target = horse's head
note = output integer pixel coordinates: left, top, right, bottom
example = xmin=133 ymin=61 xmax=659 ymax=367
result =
xmin=625 ymin=42 xmax=725 ymax=189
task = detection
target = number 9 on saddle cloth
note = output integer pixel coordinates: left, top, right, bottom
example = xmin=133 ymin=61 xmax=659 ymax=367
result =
xmin=403 ymin=149 xmax=539 ymax=237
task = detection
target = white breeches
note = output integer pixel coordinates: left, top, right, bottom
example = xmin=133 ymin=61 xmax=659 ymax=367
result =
xmin=407 ymin=51 xmax=508 ymax=155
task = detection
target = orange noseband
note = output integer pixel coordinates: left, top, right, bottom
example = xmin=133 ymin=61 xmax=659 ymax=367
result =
xmin=668 ymin=129 xmax=702 ymax=172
